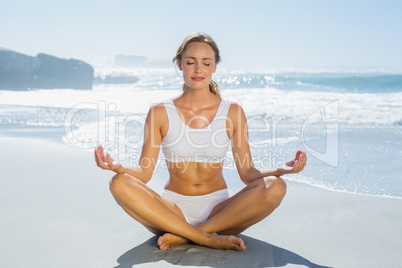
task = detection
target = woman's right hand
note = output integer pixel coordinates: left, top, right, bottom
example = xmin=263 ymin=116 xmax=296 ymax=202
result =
xmin=94 ymin=145 xmax=123 ymax=173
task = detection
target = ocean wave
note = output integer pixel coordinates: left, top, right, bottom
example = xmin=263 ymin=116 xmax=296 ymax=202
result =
xmin=219 ymin=72 xmax=402 ymax=92
xmin=278 ymin=73 xmax=402 ymax=93
xmin=92 ymin=68 xmax=402 ymax=93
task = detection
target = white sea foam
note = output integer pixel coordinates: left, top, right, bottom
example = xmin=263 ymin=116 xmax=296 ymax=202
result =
xmin=284 ymin=174 xmax=402 ymax=200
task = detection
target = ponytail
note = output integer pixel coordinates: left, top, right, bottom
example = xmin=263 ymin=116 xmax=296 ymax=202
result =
xmin=208 ymin=80 xmax=220 ymax=97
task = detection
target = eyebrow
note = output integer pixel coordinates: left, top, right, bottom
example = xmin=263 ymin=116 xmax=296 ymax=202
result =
xmin=185 ymin=57 xmax=213 ymax=60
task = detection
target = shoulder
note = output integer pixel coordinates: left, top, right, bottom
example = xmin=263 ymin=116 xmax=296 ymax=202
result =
xmin=226 ymin=101 xmax=247 ymax=134
xmin=146 ymin=102 xmax=168 ymax=123
xmin=146 ymin=101 xmax=169 ymax=114
xmin=143 ymin=102 xmax=169 ymax=136
xmin=227 ymin=101 xmax=242 ymax=111
xmin=227 ymin=102 xmax=246 ymax=120
xmin=149 ymin=102 xmax=166 ymax=112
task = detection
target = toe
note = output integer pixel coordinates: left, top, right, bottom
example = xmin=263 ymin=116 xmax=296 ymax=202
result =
xmin=236 ymin=238 xmax=246 ymax=251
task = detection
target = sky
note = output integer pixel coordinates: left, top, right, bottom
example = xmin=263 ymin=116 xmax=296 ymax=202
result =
xmin=1 ymin=0 xmax=401 ymax=70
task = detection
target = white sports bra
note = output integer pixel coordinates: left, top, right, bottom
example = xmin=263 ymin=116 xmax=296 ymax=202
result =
xmin=161 ymin=98 xmax=232 ymax=163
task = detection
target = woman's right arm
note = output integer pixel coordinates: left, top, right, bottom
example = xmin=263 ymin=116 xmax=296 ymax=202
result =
xmin=94 ymin=103 xmax=165 ymax=184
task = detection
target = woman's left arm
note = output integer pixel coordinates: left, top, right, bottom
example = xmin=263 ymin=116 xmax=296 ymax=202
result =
xmin=229 ymin=103 xmax=307 ymax=185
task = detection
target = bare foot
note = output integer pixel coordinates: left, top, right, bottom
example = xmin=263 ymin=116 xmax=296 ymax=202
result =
xmin=158 ymin=233 xmax=190 ymax=250
xmin=158 ymin=232 xmax=245 ymax=251
xmin=204 ymin=233 xmax=246 ymax=251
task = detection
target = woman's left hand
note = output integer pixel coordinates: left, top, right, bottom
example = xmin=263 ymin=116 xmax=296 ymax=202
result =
xmin=276 ymin=150 xmax=307 ymax=175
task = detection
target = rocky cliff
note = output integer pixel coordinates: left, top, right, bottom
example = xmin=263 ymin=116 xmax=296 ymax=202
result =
xmin=0 ymin=48 xmax=94 ymax=90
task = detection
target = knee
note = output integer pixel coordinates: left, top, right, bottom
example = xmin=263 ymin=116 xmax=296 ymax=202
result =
xmin=262 ymin=176 xmax=287 ymax=206
xmin=109 ymin=173 xmax=131 ymax=197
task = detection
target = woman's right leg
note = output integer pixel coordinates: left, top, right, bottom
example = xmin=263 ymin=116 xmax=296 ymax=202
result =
xmin=109 ymin=173 xmax=245 ymax=251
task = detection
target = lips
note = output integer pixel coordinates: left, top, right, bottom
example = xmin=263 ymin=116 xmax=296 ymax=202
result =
xmin=192 ymin=77 xmax=204 ymax=81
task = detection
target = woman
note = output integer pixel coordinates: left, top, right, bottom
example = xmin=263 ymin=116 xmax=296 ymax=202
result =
xmin=94 ymin=32 xmax=307 ymax=251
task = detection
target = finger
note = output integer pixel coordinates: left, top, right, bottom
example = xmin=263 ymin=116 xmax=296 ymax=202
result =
xmin=96 ymin=153 xmax=107 ymax=167
xmin=301 ymin=152 xmax=307 ymax=165
xmin=292 ymin=160 xmax=299 ymax=172
xmin=95 ymin=151 xmax=102 ymax=166
xmin=298 ymin=154 xmax=306 ymax=170
xmin=286 ymin=160 xmax=294 ymax=167
xmin=298 ymin=159 xmax=305 ymax=171
xmin=99 ymin=147 xmax=109 ymax=162
xmin=106 ymin=153 xmax=115 ymax=166
xmin=97 ymin=153 xmax=105 ymax=164
xmin=297 ymin=158 xmax=305 ymax=172
xmin=94 ymin=147 xmax=100 ymax=156
xmin=298 ymin=150 xmax=304 ymax=160
xmin=294 ymin=151 xmax=301 ymax=161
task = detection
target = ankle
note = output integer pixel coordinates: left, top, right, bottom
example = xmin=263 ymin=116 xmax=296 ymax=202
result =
xmin=196 ymin=230 xmax=215 ymax=246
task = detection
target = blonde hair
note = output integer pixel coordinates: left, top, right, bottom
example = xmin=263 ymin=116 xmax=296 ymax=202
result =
xmin=173 ymin=32 xmax=222 ymax=97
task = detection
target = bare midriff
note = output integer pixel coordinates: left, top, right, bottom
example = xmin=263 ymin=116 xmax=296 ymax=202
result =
xmin=165 ymin=161 xmax=228 ymax=196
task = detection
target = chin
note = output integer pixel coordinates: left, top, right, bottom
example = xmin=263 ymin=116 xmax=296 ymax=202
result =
xmin=185 ymin=82 xmax=210 ymax=90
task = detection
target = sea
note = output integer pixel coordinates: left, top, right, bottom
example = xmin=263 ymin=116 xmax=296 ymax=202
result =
xmin=1 ymin=67 xmax=401 ymax=199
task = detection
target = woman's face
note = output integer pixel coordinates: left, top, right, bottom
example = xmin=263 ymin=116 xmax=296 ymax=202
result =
xmin=179 ymin=42 xmax=217 ymax=91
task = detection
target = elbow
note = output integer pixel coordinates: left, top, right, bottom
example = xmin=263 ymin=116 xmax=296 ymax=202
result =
xmin=239 ymin=173 xmax=253 ymax=185
xmin=138 ymin=171 xmax=153 ymax=184
xmin=238 ymin=167 xmax=257 ymax=185
xmin=136 ymin=165 xmax=154 ymax=184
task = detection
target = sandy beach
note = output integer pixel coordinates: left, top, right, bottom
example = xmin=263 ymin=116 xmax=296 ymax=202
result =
xmin=1 ymin=125 xmax=401 ymax=268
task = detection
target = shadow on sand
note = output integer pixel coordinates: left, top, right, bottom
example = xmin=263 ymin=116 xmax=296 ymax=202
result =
xmin=114 ymin=235 xmax=331 ymax=268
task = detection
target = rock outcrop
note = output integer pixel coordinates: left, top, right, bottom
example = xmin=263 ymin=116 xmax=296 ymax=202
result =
xmin=0 ymin=48 xmax=94 ymax=90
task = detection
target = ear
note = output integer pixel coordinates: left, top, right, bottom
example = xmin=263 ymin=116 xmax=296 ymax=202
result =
xmin=178 ymin=61 xmax=183 ymax=71
xmin=212 ymin=63 xmax=217 ymax=73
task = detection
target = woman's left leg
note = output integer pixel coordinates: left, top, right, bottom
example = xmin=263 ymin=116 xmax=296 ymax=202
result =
xmin=204 ymin=176 xmax=286 ymax=234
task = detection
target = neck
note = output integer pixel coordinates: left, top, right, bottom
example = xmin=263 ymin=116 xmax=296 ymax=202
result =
xmin=181 ymin=86 xmax=218 ymax=109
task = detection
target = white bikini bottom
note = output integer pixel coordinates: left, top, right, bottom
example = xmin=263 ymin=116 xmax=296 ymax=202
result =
xmin=162 ymin=189 xmax=229 ymax=226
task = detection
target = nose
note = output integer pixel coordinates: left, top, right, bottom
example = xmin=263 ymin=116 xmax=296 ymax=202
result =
xmin=194 ymin=63 xmax=201 ymax=73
